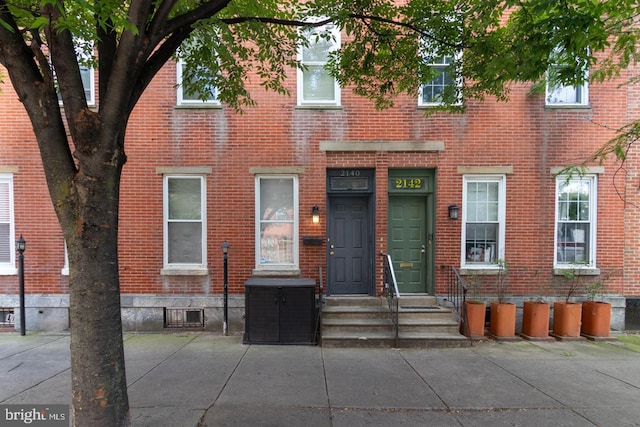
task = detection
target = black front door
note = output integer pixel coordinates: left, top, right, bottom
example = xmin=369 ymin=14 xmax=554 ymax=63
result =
xmin=327 ymin=196 xmax=372 ymax=295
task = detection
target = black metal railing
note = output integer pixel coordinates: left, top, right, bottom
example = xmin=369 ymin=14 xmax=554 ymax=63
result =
xmin=380 ymin=252 xmax=400 ymax=347
xmin=445 ymin=266 xmax=471 ymax=340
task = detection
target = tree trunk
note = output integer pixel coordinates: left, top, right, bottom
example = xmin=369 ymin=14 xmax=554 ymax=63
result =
xmin=61 ymin=128 xmax=129 ymax=425
xmin=68 ymin=223 xmax=129 ymax=426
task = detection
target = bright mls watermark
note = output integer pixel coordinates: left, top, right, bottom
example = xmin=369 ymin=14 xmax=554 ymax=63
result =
xmin=0 ymin=405 xmax=68 ymax=427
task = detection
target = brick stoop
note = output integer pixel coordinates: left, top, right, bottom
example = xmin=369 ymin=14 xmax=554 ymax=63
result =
xmin=320 ymin=295 xmax=470 ymax=348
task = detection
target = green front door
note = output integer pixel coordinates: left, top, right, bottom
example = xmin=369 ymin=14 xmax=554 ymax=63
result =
xmin=388 ymin=195 xmax=431 ymax=294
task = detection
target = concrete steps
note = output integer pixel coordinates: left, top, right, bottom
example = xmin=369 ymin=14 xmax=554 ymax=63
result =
xmin=320 ymin=295 xmax=469 ymax=348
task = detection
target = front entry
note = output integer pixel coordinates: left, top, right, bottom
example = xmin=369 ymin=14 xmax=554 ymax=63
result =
xmin=326 ymin=168 xmax=375 ymax=295
xmin=388 ymin=170 xmax=435 ymax=294
xmin=327 ymin=196 xmax=372 ymax=294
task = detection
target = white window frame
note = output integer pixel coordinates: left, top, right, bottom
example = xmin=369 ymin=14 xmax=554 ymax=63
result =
xmin=461 ymin=175 xmax=506 ymax=269
xmin=418 ymin=53 xmax=462 ymax=107
xmin=554 ymin=174 xmax=597 ymax=269
xmin=176 ymin=60 xmax=220 ymax=106
xmin=546 ymin=76 xmax=589 ymax=106
xmin=545 ymin=47 xmax=589 ymax=107
xmin=0 ymin=174 xmax=16 ymax=275
xmin=162 ymin=175 xmax=207 ymax=273
xmin=255 ymin=175 xmax=299 ymax=271
xmin=61 ymin=242 xmax=69 ymax=275
xmin=297 ymin=22 xmax=341 ymax=106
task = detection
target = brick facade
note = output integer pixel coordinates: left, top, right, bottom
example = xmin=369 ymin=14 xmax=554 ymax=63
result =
xmin=0 ymin=55 xmax=636 ymax=332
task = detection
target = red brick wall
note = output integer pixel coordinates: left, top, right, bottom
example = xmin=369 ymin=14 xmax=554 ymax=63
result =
xmin=0 ymin=54 xmax=635 ymax=299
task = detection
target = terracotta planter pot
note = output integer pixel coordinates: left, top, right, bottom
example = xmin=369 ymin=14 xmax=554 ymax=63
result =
xmin=581 ymin=301 xmax=611 ymax=337
xmin=489 ymin=302 xmax=516 ymax=337
xmin=552 ymin=301 xmax=582 ymax=337
xmin=521 ymin=301 xmax=550 ymax=338
xmin=463 ymin=301 xmax=486 ymax=338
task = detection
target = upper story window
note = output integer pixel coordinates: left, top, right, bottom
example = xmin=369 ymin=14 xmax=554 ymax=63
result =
xmin=546 ymin=47 xmax=589 ymax=107
xmin=297 ymin=22 xmax=341 ymax=106
xmin=255 ymin=175 xmax=299 ymax=270
xmin=163 ymin=175 xmax=207 ymax=272
xmin=419 ymin=54 xmax=461 ymax=106
xmin=462 ymin=175 xmax=506 ymax=268
xmin=176 ymin=60 xmax=219 ymax=106
xmin=0 ymin=174 xmax=16 ymax=275
xmin=555 ymin=175 xmax=597 ymax=268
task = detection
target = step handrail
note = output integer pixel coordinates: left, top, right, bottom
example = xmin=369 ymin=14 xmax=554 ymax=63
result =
xmin=380 ymin=252 xmax=400 ymax=346
xmin=445 ymin=265 xmax=471 ymax=341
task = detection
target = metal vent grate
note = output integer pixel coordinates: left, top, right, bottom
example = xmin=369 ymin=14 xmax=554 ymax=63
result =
xmin=0 ymin=308 xmax=15 ymax=328
xmin=164 ymin=308 xmax=205 ymax=328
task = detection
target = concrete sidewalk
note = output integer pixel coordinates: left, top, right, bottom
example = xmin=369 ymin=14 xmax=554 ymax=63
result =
xmin=1 ymin=333 xmax=639 ymax=426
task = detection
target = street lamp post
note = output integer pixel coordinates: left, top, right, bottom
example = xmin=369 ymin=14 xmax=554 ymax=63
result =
xmin=221 ymin=241 xmax=229 ymax=336
xmin=16 ymin=235 xmax=26 ymax=336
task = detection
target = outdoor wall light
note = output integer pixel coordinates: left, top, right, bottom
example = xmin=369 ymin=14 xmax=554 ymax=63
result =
xmin=448 ymin=205 xmax=460 ymax=220
xmin=312 ymin=205 xmax=320 ymax=224
xmin=16 ymin=234 xmax=26 ymax=252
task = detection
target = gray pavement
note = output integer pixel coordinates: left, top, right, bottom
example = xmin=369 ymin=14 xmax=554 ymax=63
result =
xmin=1 ymin=333 xmax=640 ymax=426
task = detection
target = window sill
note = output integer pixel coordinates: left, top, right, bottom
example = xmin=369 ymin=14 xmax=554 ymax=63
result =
xmin=553 ymin=267 xmax=600 ymax=276
xmin=544 ymin=104 xmax=591 ymax=111
xmin=175 ymin=103 xmax=222 ymax=110
xmin=251 ymin=268 xmax=302 ymax=277
xmin=459 ymin=267 xmax=501 ymax=276
xmin=295 ymin=105 xmax=342 ymax=111
xmin=161 ymin=268 xmax=209 ymax=276
xmin=0 ymin=267 xmax=18 ymax=276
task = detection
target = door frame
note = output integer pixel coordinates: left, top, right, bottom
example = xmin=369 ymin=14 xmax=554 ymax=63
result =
xmin=326 ymin=168 xmax=375 ymax=296
xmin=387 ymin=169 xmax=436 ymax=294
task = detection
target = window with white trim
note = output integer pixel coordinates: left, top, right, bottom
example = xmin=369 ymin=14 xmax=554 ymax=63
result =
xmin=419 ymin=54 xmax=461 ymax=106
xmin=546 ymin=47 xmax=588 ymax=106
xmin=462 ymin=175 xmax=506 ymax=267
xmin=255 ymin=176 xmax=298 ymax=269
xmin=555 ymin=175 xmax=596 ymax=268
xmin=297 ymin=23 xmax=341 ymax=106
xmin=176 ymin=60 xmax=219 ymax=105
xmin=0 ymin=174 xmax=16 ymax=275
xmin=163 ymin=175 xmax=207 ymax=270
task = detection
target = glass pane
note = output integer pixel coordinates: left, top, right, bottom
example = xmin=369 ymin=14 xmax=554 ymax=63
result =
xmin=557 ymin=223 xmax=589 ymax=264
xmin=168 ymin=222 xmax=202 ymax=263
xmin=259 ymin=223 xmax=294 ymax=264
xmin=181 ymin=63 xmax=216 ymax=102
xmin=80 ymin=68 xmax=92 ymax=101
xmin=260 ymin=178 xmax=293 ymax=220
xmin=0 ymin=223 xmax=9 ymax=263
xmin=465 ymin=223 xmax=498 ymax=264
xmin=303 ymin=66 xmax=335 ymax=101
xmin=466 ymin=181 xmax=499 ymax=222
xmin=0 ymin=182 xmax=9 ymax=221
xmin=169 ymin=178 xmax=202 ymax=220
xmin=302 ymin=29 xmax=334 ymax=62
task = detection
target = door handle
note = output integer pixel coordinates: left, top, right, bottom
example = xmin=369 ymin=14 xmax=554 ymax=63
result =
xmin=329 ymin=251 xmax=335 ymax=256
xmin=421 ymin=244 xmax=426 ymax=254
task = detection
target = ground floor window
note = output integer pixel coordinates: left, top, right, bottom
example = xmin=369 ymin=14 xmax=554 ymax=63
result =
xmin=462 ymin=175 xmax=506 ymax=268
xmin=555 ymin=174 xmax=597 ymax=268
xmin=0 ymin=174 xmax=15 ymax=274
xmin=255 ymin=175 xmax=298 ymax=270
xmin=163 ymin=175 xmax=207 ymax=270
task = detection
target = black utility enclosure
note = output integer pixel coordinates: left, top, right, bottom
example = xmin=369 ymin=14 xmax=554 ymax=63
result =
xmin=243 ymin=278 xmax=317 ymax=344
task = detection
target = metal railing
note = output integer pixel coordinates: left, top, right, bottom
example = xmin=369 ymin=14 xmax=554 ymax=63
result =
xmin=380 ymin=253 xmax=400 ymax=347
xmin=445 ymin=266 xmax=471 ymax=340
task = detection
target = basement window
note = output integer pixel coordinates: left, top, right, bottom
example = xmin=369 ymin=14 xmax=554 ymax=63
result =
xmin=0 ymin=308 xmax=15 ymax=328
xmin=164 ymin=308 xmax=205 ymax=329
